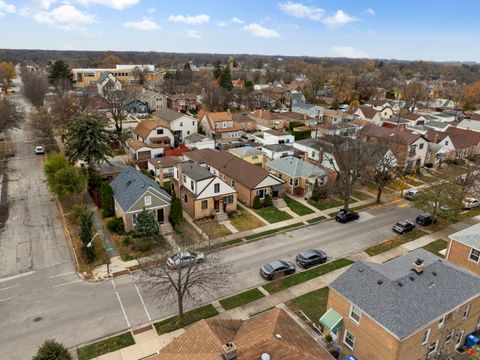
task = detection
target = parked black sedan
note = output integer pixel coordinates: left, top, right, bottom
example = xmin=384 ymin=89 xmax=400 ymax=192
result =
xmin=416 ymin=213 xmax=434 ymax=226
xmin=393 ymin=220 xmax=416 ymax=234
xmin=260 ymin=260 xmax=296 ymax=280
xmin=335 ymin=209 xmax=359 ymax=223
xmin=296 ymin=250 xmax=327 ymax=268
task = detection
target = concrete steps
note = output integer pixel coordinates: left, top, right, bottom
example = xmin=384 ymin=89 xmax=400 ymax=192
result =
xmin=215 ymin=211 xmax=229 ymax=222
xmin=273 ymin=197 xmax=288 ymax=209
xmin=159 ymin=222 xmax=174 ymax=236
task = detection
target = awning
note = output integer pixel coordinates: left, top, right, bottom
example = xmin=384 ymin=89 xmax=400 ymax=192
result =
xmin=319 ymin=308 xmax=343 ymax=331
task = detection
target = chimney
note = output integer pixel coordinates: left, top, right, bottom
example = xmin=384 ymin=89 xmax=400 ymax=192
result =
xmin=433 ymin=132 xmax=439 ymax=143
xmin=227 ymin=108 xmax=231 ymax=115
xmin=412 ymin=258 xmax=424 ymax=274
xmin=222 ymin=342 xmax=237 ymax=360
xmin=176 ymin=162 xmax=184 ymax=192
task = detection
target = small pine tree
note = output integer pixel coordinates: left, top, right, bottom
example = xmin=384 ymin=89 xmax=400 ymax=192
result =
xmin=134 ymin=209 xmax=159 ymax=238
xmin=263 ymin=194 xmax=272 ymax=207
xmin=33 ymin=339 xmax=72 ymax=360
xmin=169 ymin=190 xmax=183 ymax=227
xmin=311 ymin=178 xmax=320 ymax=202
xmin=79 ymin=211 xmax=93 ymax=245
xmin=253 ymin=195 xmax=262 ymax=209
xmin=219 ymin=67 xmax=233 ymax=90
xmin=100 ymin=182 xmax=114 ymax=217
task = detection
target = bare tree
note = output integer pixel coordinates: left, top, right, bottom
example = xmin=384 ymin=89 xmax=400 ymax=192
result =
xmin=133 ymin=66 xmax=147 ymax=86
xmin=102 ymin=89 xmax=136 ymax=136
xmin=139 ymin=250 xmax=233 ymax=321
xmin=366 ymin=144 xmax=400 ymax=204
xmin=20 ymin=68 xmax=49 ymax=108
xmin=0 ymin=98 xmax=23 ymax=136
xmin=27 ymin=107 xmax=58 ymax=151
xmin=401 ymin=82 xmax=428 ymax=113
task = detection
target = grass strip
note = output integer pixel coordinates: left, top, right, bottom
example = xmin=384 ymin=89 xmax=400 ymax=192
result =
xmin=219 ymin=288 xmax=265 ymax=310
xmin=244 ymin=223 xmax=303 ymax=240
xmin=263 ymin=258 xmax=354 ymax=294
xmin=77 ymin=332 xmax=135 ymax=360
xmin=422 ymin=239 xmax=448 ymax=257
xmin=365 ymin=230 xmax=429 ymax=256
xmin=285 ymin=197 xmax=314 ymax=216
xmin=255 ymin=207 xmax=293 ymax=223
xmin=307 ymin=216 xmax=327 ymax=224
xmin=154 ymin=304 xmax=218 ymax=335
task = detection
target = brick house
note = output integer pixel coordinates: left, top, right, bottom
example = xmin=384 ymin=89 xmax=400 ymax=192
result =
xmin=249 ymin=110 xmax=286 ymax=129
xmin=172 ymin=162 xmax=237 ymax=219
xmin=184 ymin=148 xmax=285 ymax=207
xmin=446 ymin=223 xmax=480 ymax=276
xmin=322 ymin=249 xmax=480 ymax=360
xmin=167 ymin=93 xmax=199 ymax=113
xmin=127 ymin=119 xmax=174 ymax=161
xmin=425 ymin=127 xmax=480 ymax=161
xmin=199 ymin=110 xmax=243 ymax=144
xmin=110 ymin=167 xmax=171 ymax=233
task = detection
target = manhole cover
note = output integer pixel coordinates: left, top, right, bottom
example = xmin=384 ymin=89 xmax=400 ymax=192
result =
xmin=33 ymin=317 xmax=42 ymax=322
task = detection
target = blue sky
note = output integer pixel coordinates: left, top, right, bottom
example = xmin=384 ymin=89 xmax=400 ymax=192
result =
xmin=0 ymin=0 xmax=478 ymax=62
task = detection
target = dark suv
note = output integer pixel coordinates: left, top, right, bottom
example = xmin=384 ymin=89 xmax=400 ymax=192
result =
xmin=416 ymin=213 xmax=434 ymax=226
xmin=393 ymin=220 xmax=416 ymax=234
xmin=335 ymin=209 xmax=359 ymax=223
xmin=296 ymin=250 xmax=327 ymax=268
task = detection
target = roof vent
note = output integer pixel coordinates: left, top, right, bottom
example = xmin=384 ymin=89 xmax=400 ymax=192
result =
xmin=432 ymin=271 xmax=438 ymax=276
xmin=397 ymin=281 xmax=403 ymax=287
xmin=261 ymin=354 xmax=271 ymax=360
xmin=409 ymin=275 xmax=415 ymax=281
xmin=275 ymin=333 xmax=282 ymax=340
xmin=412 ymin=258 xmax=424 ymax=274
xmin=126 ymin=180 xmax=132 ymax=186
xmin=222 ymin=342 xmax=237 ymax=360
xmin=358 ymin=267 xmax=364 ymax=273
xmin=377 ymin=279 xmax=383 ymax=285
xmin=428 ymin=282 xmax=436 ymax=289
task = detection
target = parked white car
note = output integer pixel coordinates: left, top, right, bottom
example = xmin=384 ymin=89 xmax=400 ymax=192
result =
xmin=463 ymin=197 xmax=480 ymax=210
xmin=34 ymin=146 xmax=45 ymax=154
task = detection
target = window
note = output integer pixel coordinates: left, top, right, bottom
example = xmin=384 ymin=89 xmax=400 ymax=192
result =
xmin=231 ymin=180 xmax=236 ymax=188
xmin=289 ymin=178 xmax=293 ymax=186
xmin=343 ymin=330 xmax=355 ymax=350
xmin=184 ymin=194 xmax=188 ymax=203
xmin=190 ymin=180 xmax=194 ymax=191
xmin=349 ymin=305 xmax=361 ymax=324
xmin=144 ymin=196 xmax=152 ymax=206
xmin=132 ymin=213 xmax=137 ymax=225
xmin=201 ymin=200 xmax=208 ymax=209
xmin=464 ymin=304 xmax=471 ymax=319
xmin=187 ymin=131 xmax=190 ymax=135
xmin=419 ymin=143 xmax=424 ymax=149
xmin=422 ymin=328 xmax=430 ymax=346
xmin=445 ymin=329 xmax=454 ymax=343
xmin=214 ymin=183 xmax=220 ymax=193
xmin=428 ymin=341 xmax=438 ymax=357
xmin=257 ymin=189 xmax=265 ymax=199
xmin=294 ymin=179 xmax=299 ymax=187
xmin=438 ymin=316 xmax=445 ymax=328
xmin=192 ymin=121 xmax=195 ymax=126
xmin=183 ymin=174 xmax=187 ymax=183
xmin=157 ymin=129 xmax=164 ymax=135
xmin=252 ymin=156 xmax=258 ymax=160
xmin=223 ymin=195 xmax=233 ymax=204
xmin=469 ymin=248 xmax=480 ymax=262
xmin=445 ymin=140 xmax=449 ymax=146
xmin=180 ymin=122 xmax=183 ymax=126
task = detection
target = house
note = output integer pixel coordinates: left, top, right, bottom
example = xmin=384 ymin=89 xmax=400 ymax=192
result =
xmin=128 ymin=119 xmax=174 ymax=160
xmin=126 ymin=140 xmax=167 ymax=161
xmin=364 ymin=99 xmax=392 ymax=112
xmin=96 ymin=72 xmax=122 ymax=97
xmin=167 ymin=93 xmax=199 ymax=113
xmin=199 ymin=110 xmax=243 ymax=144
xmin=265 ymin=156 xmax=327 ymax=197
xmin=425 ymin=127 xmax=480 ymax=161
xmin=322 ymin=109 xmax=355 ymax=126
xmin=146 ymin=156 xmax=184 ymax=185
xmin=139 ymin=90 xmax=167 ymax=111
xmin=73 ymin=64 xmax=160 ymax=88
xmin=349 ymin=106 xmax=383 ymax=125
xmin=126 ymin=99 xmax=149 ymax=117
xmin=110 ymin=167 xmax=171 ymax=233
xmin=262 ymin=129 xmax=295 ymax=145
xmin=291 ymin=90 xmax=306 ymax=106
xmin=293 ymin=138 xmax=324 ymax=163
xmin=291 ymin=103 xmax=324 ymax=118
xmin=184 ymin=133 xmax=215 ymax=150
xmin=397 ymin=112 xmax=427 ymax=126
xmin=228 ymin=146 xmax=264 ymax=165
xmin=457 ymin=118 xmax=480 ymax=133
xmin=323 ymin=249 xmax=480 ymax=360
xmin=429 ymin=98 xmax=456 ymax=109
xmin=232 ymin=112 xmax=256 ymax=132
xmin=261 ymin=86 xmax=292 ymax=108
xmin=446 ymin=223 xmax=480 ymax=276
xmin=184 ymin=149 xmax=285 ymax=207
xmin=249 ymin=110 xmax=285 ymax=129
xmin=261 ymin=143 xmax=295 ymax=160
xmin=172 ymin=162 xmax=237 ymax=219
xmin=154 ymin=308 xmax=334 ymax=360
xmin=154 ymin=108 xmax=197 ymax=142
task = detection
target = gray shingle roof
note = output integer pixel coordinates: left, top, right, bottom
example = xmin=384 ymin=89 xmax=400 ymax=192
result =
xmin=110 ymin=166 xmax=171 ymax=211
xmin=228 ymin=147 xmax=263 ymax=158
xmin=155 ymin=108 xmax=185 ymax=122
xmin=295 ymin=138 xmax=324 ymax=151
xmin=449 ymin=223 xmax=480 ymax=249
xmin=181 ymin=162 xmax=214 ymax=182
xmin=262 ymin=144 xmax=293 ymax=152
xmin=267 ymin=156 xmax=326 ymax=178
xmin=330 ymin=249 xmax=480 ymax=340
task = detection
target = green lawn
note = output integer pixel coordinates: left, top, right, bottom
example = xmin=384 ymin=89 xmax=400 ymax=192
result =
xmin=263 ymin=258 xmax=354 ymax=294
xmin=154 ymin=304 xmax=218 ymax=335
xmin=255 ymin=206 xmax=293 ymax=223
xmin=230 ymin=207 xmax=265 ymax=231
xmin=310 ymin=198 xmax=343 ymax=211
xmin=307 ymin=216 xmax=326 ymax=224
xmin=219 ymin=288 xmax=265 ymax=310
xmin=77 ymin=332 xmax=135 ymax=360
xmin=350 ymin=190 xmax=373 ymax=201
xmin=365 ymin=230 xmax=429 ymax=256
xmin=286 ymin=287 xmax=329 ymax=323
xmin=423 ymin=239 xmax=448 ymax=257
xmin=198 ymin=221 xmax=232 ymax=239
xmin=285 ymin=197 xmax=314 ymax=216
xmin=244 ymin=223 xmax=304 ymax=240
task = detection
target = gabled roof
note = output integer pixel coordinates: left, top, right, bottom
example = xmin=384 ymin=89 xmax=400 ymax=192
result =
xmin=133 ymin=119 xmax=163 ymax=139
xmin=426 ymin=127 xmax=480 ymax=149
xmin=295 ymin=138 xmax=324 ymax=151
xmin=110 ymin=167 xmax=171 ymax=211
xmin=184 ymin=133 xmax=211 ymax=143
xmin=228 ymin=147 xmax=263 ymax=158
xmin=127 ymin=139 xmax=166 ymax=150
xmin=181 ymin=162 xmax=215 ymax=182
xmin=147 ymin=156 xmax=184 ymax=168
xmin=400 ymin=112 xmax=425 ymax=121
xmin=168 ymin=93 xmax=197 ymax=101
xmin=267 ymin=156 xmax=326 ymax=178
xmin=350 ymin=105 xmax=379 ymax=120
xmin=365 ymin=99 xmax=390 ymax=107
xmin=449 ymin=223 xmax=480 ymax=249
xmin=154 ymin=308 xmax=334 ymax=360
xmin=249 ymin=110 xmax=282 ymax=120
xmin=363 ymin=124 xmax=425 ymax=146
xmin=331 ymin=249 xmax=480 ymax=340
xmin=155 ymin=108 xmax=186 ymax=122
xmin=262 ymin=144 xmax=294 ymax=152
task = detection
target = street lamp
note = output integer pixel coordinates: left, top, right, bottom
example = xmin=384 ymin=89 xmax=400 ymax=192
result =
xmin=86 ymin=230 xmax=110 ymax=274
xmin=86 ymin=230 xmax=103 ymax=248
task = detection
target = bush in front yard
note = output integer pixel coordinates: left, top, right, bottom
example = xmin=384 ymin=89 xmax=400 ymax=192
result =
xmin=134 ymin=209 xmax=159 ymax=238
xmin=100 ymin=181 xmax=114 ymax=217
xmin=263 ymin=194 xmax=272 ymax=207
xmin=107 ymin=217 xmax=124 ymax=234
xmin=33 ymin=339 xmax=72 ymax=360
xmin=253 ymin=195 xmax=261 ymax=209
xmin=169 ymin=190 xmax=183 ymax=227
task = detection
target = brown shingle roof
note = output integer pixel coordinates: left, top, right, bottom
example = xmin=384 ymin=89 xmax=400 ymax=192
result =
xmin=250 ymin=110 xmax=282 ymax=120
xmin=133 ymin=119 xmax=161 ymax=139
xmin=127 ymin=139 xmax=166 ymax=150
xmin=154 ymin=309 xmax=333 ymax=360
xmin=147 ymin=156 xmax=184 ymax=168
xmin=206 ymin=111 xmax=232 ymax=122
xmin=362 ymin=124 xmax=424 ymax=146
xmin=427 ymin=127 xmax=480 ymax=149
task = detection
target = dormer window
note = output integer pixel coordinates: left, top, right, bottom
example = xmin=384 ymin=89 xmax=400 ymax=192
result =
xmin=157 ymin=129 xmax=164 ymax=135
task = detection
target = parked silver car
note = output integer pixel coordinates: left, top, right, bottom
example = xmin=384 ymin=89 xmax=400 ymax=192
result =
xmin=166 ymin=250 xmax=205 ymax=269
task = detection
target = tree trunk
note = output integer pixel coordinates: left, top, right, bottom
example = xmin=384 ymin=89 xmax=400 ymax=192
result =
xmin=376 ymin=187 xmax=383 ymax=204
xmin=343 ymin=196 xmax=349 ymax=211
xmin=177 ymin=293 xmax=184 ymax=322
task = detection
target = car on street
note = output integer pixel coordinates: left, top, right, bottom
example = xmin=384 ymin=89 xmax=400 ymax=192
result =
xmin=463 ymin=197 xmax=480 ymax=209
xmin=34 ymin=146 xmax=45 ymax=154
xmin=404 ymin=189 xmax=420 ymax=200
xmin=166 ymin=250 xmax=205 ymax=269
xmin=295 ymin=249 xmax=327 ymax=268
xmin=260 ymin=260 xmax=296 ymax=280
xmin=335 ymin=209 xmax=359 ymax=223
xmin=393 ymin=220 xmax=416 ymax=234
xmin=416 ymin=213 xmax=434 ymax=226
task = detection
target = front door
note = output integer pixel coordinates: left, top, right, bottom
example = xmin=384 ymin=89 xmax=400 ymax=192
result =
xmin=214 ymin=199 xmax=220 ymax=210
xmin=455 ymin=329 xmax=464 ymax=349
xmin=157 ymin=208 xmax=165 ymax=223
xmin=272 ymin=189 xmax=279 ymax=198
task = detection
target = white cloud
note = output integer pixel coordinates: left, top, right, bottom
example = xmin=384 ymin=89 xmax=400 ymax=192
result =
xmin=365 ymin=8 xmax=375 ymax=16
xmin=147 ymin=7 xmax=156 ymax=13
xmin=124 ymin=18 xmax=160 ymax=31
xmin=185 ymin=30 xmax=201 ymax=39
xmin=278 ymin=1 xmax=324 ymax=21
xmin=0 ymin=0 xmax=15 ymax=14
xmin=75 ymin=0 xmax=138 ymax=10
xmin=33 ymin=4 xmax=95 ymax=31
xmin=230 ymin=17 xmax=244 ymax=24
xmin=168 ymin=14 xmax=209 ymax=25
xmin=244 ymin=23 xmax=280 ymax=38
xmin=330 ymin=46 xmax=367 ymax=58
xmin=216 ymin=21 xmax=228 ymax=27
xmin=323 ymin=10 xmax=358 ymax=28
